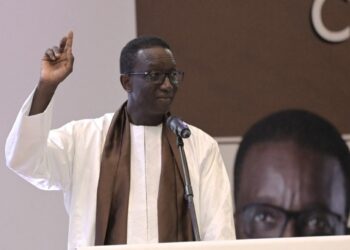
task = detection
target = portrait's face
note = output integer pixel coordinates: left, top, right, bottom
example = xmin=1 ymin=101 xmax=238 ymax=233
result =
xmin=127 ymin=47 xmax=178 ymax=122
xmin=235 ymin=140 xmax=347 ymax=238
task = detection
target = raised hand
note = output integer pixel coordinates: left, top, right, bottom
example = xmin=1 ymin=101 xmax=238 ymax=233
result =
xmin=40 ymin=31 xmax=74 ymax=87
xmin=29 ymin=31 xmax=74 ymax=115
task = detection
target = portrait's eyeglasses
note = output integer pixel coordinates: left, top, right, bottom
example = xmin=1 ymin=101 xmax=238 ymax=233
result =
xmin=124 ymin=70 xmax=184 ymax=86
xmin=236 ymin=203 xmax=345 ymax=238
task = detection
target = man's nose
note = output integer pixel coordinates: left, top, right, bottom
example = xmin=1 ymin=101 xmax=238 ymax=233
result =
xmin=280 ymin=219 xmax=297 ymax=237
xmin=160 ymin=75 xmax=173 ymax=89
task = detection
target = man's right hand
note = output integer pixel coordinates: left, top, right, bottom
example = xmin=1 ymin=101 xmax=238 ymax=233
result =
xmin=40 ymin=31 xmax=74 ymax=87
xmin=29 ymin=31 xmax=74 ymax=115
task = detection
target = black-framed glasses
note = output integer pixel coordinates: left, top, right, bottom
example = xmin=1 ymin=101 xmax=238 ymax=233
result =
xmin=124 ymin=70 xmax=184 ymax=86
xmin=236 ymin=203 xmax=346 ymax=238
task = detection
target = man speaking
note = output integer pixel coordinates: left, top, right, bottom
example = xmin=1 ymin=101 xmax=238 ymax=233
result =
xmin=5 ymin=32 xmax=235 ymax=250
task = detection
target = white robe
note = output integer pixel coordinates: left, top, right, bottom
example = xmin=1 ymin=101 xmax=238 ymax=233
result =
xmin=5 ymin=91 xmax=236 ymax=250
xmin=128 ymin=124 xmax=162 ymax=243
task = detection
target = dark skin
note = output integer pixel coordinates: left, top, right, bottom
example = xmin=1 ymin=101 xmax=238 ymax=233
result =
xmin=30 ymin=32 xmax=178 ymax=125
xmin=235 ymin=140 xmax=347 ymax=238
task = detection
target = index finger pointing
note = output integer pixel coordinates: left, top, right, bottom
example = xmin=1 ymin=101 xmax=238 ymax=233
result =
xmin=64 ymin=31 xmax=74 ymax=50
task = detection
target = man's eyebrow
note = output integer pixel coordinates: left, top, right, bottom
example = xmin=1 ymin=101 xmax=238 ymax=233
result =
xmin=243 ymin=196 xmax=280 ymax=206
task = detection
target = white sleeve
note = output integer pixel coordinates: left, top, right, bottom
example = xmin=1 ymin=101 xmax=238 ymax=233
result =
xmin=199 ymin=138 xmax=236 ymax=240
xmin=5 ymin=90 xmax=74 ymax=191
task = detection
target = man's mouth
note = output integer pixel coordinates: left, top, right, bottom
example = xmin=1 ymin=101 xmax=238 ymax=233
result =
xmin=157 ymin=96 xmax=173 ymax=100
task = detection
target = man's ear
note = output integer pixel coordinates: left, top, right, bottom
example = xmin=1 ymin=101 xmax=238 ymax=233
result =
xmin=120 ymin=74 xmax=132 ymax=93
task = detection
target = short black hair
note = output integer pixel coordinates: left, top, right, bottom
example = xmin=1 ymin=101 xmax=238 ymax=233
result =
xmin=119 ymin=36 xmax=171 ymax=74
xmin=234 ymin=109 xmax=350 ymax=213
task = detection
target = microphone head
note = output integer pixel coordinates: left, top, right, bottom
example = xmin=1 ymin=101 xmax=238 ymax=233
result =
xmin=166 ymin=116 xmax=191 ymax=138
xmin=180 ymin=127 xmax=191 ymax=138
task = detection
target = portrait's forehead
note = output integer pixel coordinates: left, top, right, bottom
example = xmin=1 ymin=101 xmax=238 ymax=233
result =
xmin=241 ymin=140 xmax=341 ymax=174
xmin=237 ymin=140 xmax=346 ymax=213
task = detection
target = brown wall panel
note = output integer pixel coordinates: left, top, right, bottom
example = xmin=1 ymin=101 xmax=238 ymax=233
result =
xmin=136 ymin=0 xmax=350 ymax=136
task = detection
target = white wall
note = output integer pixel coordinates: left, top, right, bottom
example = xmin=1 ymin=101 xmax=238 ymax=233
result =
xmin=0 ymin=1 xmax=136 ymax=249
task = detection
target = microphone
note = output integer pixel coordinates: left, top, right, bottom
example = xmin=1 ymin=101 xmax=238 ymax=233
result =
xmin=166 ymin=116 xmax=191 ymax=138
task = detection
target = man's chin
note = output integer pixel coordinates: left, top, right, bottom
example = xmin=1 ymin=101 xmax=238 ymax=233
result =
xmin=155 ymin=98 xmax=173 ymax=110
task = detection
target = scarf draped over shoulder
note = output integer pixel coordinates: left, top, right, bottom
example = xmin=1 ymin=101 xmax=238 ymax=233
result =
xmin=95 ymin=102 xmax=194 ymax=245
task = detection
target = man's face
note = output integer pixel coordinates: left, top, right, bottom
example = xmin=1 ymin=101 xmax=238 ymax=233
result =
xmin=235 ymin=140 xmax=347 ymax=238
xmin=126 ymin=47 xmax=178 ymax=123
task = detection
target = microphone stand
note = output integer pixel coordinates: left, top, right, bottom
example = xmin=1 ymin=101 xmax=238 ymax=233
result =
xmin=176 ymin=136 xmax=201 ymax=241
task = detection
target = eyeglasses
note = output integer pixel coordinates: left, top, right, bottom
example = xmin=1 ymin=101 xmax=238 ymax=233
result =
xmin=125 ymin=70 xmax=184 ymax=86
xmin=236 ymin=203 xmax=345 ymax=238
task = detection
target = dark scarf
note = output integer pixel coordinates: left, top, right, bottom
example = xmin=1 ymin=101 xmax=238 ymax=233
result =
xmin=95 ymin=102 xmax=194 ymax=245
